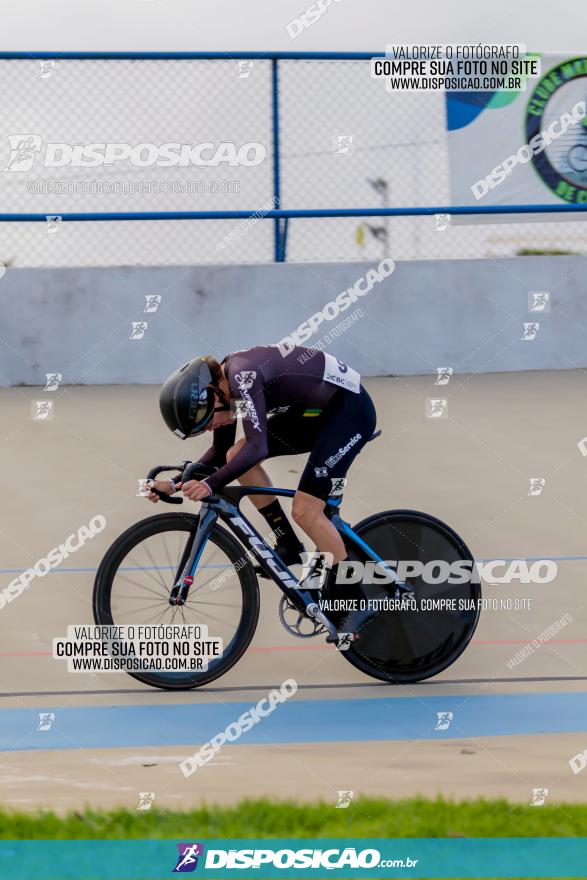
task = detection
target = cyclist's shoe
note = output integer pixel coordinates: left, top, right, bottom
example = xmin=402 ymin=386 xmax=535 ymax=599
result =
xmin=317 ymin=559 xmax=356 ymax=627
xmin=320 ymin=561 xmax=378 ymax=644
xmin=325 ymin=604 xmax=377 ymax=644
xmin=254 ymin=540 xmax=305 ymax=578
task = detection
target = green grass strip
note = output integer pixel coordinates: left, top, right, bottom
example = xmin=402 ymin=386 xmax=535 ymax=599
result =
xmin=1 ymin=797 xmax=587 ymax=839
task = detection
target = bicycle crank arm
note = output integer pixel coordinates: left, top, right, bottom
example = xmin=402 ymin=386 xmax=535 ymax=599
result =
xmin=305 ymin=601 xmax=339 ymax=641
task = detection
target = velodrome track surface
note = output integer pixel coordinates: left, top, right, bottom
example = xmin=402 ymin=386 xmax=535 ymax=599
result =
xmin=1 ymin=372 xmax=587 ymax=811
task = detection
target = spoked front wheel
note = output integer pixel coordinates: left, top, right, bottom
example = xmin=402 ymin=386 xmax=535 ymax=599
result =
xmin=92 ymin=512 xmax=259 ymax=689
xmin=339 ymin=510 xmax=481 ymax=683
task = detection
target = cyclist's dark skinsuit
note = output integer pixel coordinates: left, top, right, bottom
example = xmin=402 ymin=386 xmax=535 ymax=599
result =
xmin=199 ymin=345 xmax=377 ymax=500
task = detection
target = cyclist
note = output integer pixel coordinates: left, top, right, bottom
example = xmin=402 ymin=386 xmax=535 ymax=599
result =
xmin=149 ymin=345 xmax=377 ymax=638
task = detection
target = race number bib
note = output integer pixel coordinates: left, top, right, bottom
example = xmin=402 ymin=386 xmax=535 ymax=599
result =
xmin=322 ymin=353 xmax=361 ymax=393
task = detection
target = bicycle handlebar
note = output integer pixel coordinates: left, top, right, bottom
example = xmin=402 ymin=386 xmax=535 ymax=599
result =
xmin=145 ymin=464 xmax=186 ymax=504
xmin=144 ymin=462 xmax=219 ymax=504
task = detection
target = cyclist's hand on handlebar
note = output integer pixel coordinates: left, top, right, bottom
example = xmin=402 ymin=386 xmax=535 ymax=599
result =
xmin=147 ymin=478 xmax=182 ymax=503
xmin=182 ymin=479 xmax=212 ymax=502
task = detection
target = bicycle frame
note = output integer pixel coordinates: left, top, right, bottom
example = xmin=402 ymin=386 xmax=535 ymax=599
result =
xmin=170 ymin=485 xmax=408 ymax=637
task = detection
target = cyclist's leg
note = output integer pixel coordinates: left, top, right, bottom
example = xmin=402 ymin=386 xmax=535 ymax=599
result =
xmin=293 ymin=387 xmax=378 ymax=635
xmin=226 ymin=409 xmax=321 ymax=560
xmin=294 ymin=385 xmax=377 ymax=530
xmin=291 ymin=490 xmax=346 ymax=561
xmin=226 ymin=440 xmax=303 ymax=564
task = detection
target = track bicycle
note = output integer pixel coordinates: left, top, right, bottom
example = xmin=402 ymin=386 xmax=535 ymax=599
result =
xmin=93 ymin=462 xmax=481 ymax=690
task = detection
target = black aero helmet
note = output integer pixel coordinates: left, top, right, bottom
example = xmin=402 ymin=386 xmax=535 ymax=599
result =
xmin=159 ymin=356 xmax=219 ymax=438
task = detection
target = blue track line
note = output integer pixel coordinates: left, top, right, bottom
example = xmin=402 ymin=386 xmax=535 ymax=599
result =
xmin=2 ymin=692 xmax=587 ymax=752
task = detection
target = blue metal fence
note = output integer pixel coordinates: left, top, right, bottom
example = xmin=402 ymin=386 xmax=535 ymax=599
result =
xmin=0 ymin=50 xmax=585 ymax=266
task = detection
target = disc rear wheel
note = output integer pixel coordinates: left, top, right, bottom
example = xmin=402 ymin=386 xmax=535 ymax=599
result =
xmin=339 ymin=510 xmax=480 ymax=683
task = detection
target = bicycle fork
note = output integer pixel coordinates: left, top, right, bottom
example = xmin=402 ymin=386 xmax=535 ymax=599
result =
xmin=169 ymin=505 xmax=218 ymax=606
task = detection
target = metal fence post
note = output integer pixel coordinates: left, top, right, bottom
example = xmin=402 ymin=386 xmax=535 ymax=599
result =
xmin=271 ymin=58 xmax=284 ymax=262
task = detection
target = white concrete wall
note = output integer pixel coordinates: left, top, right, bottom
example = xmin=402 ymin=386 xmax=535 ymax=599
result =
xmin=2 ymin=256 xmax=586 ymax=385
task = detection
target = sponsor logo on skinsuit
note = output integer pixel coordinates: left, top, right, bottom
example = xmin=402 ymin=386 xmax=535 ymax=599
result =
xmin=234 ymin=372 xmax=261 ymax=432
xmin=325 ymin=433 xmax=362 ymax=468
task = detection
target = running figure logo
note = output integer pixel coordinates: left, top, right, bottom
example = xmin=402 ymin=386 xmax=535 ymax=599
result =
xmin=37 ymin=712 xmax=55 ymax=731
xmin=235 ymin=371 xmax=256 ymax=390
xmin=435 ymin=711 xmax=453 ymax=730
xmin=231 ymin=400 xmax=249 ymax=419
xmin=2 ymin=134 xmax=42 ymax=171
xmin=336 ymin=633 xmax=353 ymax=652
xmin=45 ymin=373 xmax=62 ymax=391
xmin=144 ymin=295 xmax=161 ymax=313
xmin=236 ymin=60 xmax=254 ymax=78
xmin=528 ymin=478 xmax=545 ymax=497
xmin=528 ymin=292 xmax=550 ymax=313
xmin=334 ymin=135 xmax=353 ymax=154
xmin=173 ymin=843 xmax=204 ymax=873
xmin=137 ymin=792 xmax=155 ymax=811
xmin=300 ymin=552 xmax=332 ymax=590
xmin=32 ymin=400 xmax=54 ymax=421
xmin=522 ymin=322 xmax=539 ymax=341
xmin=335 ymin=790 xmax=354 ymax=808
xmin=44 ymin=215 xmax=62 ymax=235
xmin=37 ymin=61 xmax=56 ymax=79
xmin=426 ymin=398 xmax=447 ymax=419
xmin=130 ymin=322 xmax=148 ymax=340
xmin=530 ymin=788 xmax=549 ymax=806
xmin=435 ymin=367 xmax=453 ymax=386
xmin=433 ymin=213 xmax=450 ymax=232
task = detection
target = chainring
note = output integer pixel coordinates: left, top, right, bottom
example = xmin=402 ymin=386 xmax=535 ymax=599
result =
xmin=278 ymin=594 xmax=326 ymax=638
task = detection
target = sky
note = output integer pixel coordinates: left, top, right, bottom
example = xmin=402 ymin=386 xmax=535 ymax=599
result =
xmin=1 ymin=0 xmax=586 ymax=54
